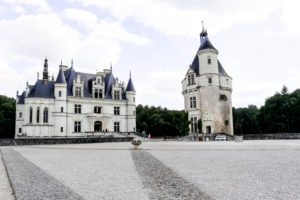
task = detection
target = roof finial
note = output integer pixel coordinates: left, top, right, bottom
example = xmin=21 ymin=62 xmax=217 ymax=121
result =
xmin=71 ymin=58 xmax=73 ymax=68
xmin=130 ymin=70 xmax=132 ymax=78
xmin=110 ymin=62 xmax=112 ymax=71
xmin=200 ymin=21 xmax=207 ymax=39
xmin=60 ymin=59 xmax=62 ymax=65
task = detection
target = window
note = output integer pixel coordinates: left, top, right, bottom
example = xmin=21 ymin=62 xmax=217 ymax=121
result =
xmin=94 ymin=89 xmax=98 ymax=98
xmin=225 ymin=120 xmax=229 ymax=126
xmin=114 ymin=107 xmax=120 ymax=115
xmin=208 ymin=56 xmax=211 ymax=64
xmin=114 ymin=122 xmax=120 ymax=132
xmin=133 ymin=97 xmax=135 ymax=102
xmin=61 ymin=127 xmax=63 ymax=132
xmin=208 ymin=77 xmax=212 ymax=84
xmin=36 ymin=107 xmax=40 ymax=123
xmin=61 ymin=107 xmax=63 ymax=113
xmin=19 ymin=112 xmax=22 ymax=118
xmin=94 ymin=106 xmax=101 ymax=114
xmin=97 ymin=79 xmax=100 ymax=84
xmin=114 ymin=90 xmax=120 ymax=100
xmin=75 ymin=104 xmax=81 ymax=114
xmin=74 ymin=121 xmax=81 ymax=133
xmin=19 ymin=128 xmax=21 ymax=133
xmin=133 ymin=111 xmax=136 ymax=115
xmin=75 ymin=87 xmax=81 ymax=97
xmin=187 ymin=74 xmax=195 ymax=85
xmin=43 ymin=107 xmax=48 ymax=123
xmin=190 ymin=97 xmax=196 ymax=108
xmin=59 ymin=91 xmax=62 ymax=97
xmin=191 ymin=117 xmax=197 ymax=132
xmin=29 ymin=107 xmax=33 ymax=123
xmin=94 ymin=89 xmax=103 ymax=98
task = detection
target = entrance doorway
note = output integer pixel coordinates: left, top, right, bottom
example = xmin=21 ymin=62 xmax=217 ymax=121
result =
xmin=94 ymin=121 xmax=102 ymax=132
xmin=206 ymin=126 xmax=211 ymax=134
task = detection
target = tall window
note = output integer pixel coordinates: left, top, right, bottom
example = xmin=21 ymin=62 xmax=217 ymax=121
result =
xmin=75 ymin=104 xmax=81 ymax=114
xmin=114 ymin=90 xmax=120 ymax=100
xmin=75 ymin=87 xmax=81 ymax=97
xmin=114 ymin=107 xmax=120 ymax=115
xmin=29 ymin=107 xmax=33 ymax=123
xmin=74 ymin=121 xmax=81 ymax=133
xmin=19 ymin=128 xmax=22 ymax=133
xmin=94 ymin=89 xmax=98 ymax=98
xmin=191 ymin=117 xmax=197 ymax=132
xmin=190 ymin=97 xmax=196 ymax=108
xmin=59 ymin=91 xmax=62 ymax=97
xmin=94 ymin=106 xmax=101 ymax=114
xmin=99 ymin=89 xmax=103 ymax=98
xmin=36 ymin=107 xmax=40 ymax=123
xmin=61 ymin=107 xmax=63 ymax=113
xmin=114 ymin=122 xmax=120 ymax=132
xmin=97 ymin=79 xmax=100 ymax=84
xmin=19 ymin=112 xmax=22 ymax=118
xmin=61 ymin=127 xmax=63 ymax=132
xmin=43 ymin=107 xmax=48 ymax=123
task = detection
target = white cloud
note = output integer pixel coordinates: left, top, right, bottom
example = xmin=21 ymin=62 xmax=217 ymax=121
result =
xmin=1 ymin=0 xmax=51 ymax=12
xmin=63 ymin=8 xmax=98 ymax=30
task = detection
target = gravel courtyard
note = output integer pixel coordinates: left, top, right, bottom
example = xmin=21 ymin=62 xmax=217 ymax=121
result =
xmin=1 ymin=140 xmax=300 ymax=200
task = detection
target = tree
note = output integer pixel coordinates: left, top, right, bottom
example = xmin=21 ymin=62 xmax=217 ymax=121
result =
xmin=0 ymin=95 xmax=16 ymax=138
xmin=197 ymin=119 xmax=202 ymax=133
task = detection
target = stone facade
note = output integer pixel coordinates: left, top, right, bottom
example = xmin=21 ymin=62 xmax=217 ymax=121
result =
xmin=15 ymin=59 xmax=136 ymax=138
xmin=182 ymin=28 xmax=233 ymax=135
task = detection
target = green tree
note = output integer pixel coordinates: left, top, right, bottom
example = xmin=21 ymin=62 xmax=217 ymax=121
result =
xmin=0 ymin=95 xmax=16 ymax=138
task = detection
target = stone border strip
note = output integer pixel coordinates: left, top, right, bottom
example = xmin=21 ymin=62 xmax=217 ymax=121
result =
xmin=0 ymin=149 xmax=15 ymax=200
xmin=1 ymin=147 xmax=84 ymax=200
xmin=131 ymin=150 xmax=213 ymax=200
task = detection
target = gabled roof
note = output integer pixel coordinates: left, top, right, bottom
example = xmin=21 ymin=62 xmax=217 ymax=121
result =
xmin=104 ymin=72 xmax=115 ymax=99
xmin=64 ymin=67 xmax=77 ymax=96
xmin=55 ymin=67 xmax=66 ymax=84
xmin=126 ymin=76 xmax=135 ymax=92
xmin=27 ymin=80 xmax=55 ymax=98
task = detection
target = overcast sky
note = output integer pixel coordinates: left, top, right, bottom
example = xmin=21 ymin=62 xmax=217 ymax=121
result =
xmin=0 ymin=0 xmax=299 ymax=110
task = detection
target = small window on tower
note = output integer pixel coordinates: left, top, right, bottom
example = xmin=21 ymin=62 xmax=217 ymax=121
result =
xmin=225 ymin=120 xmax=229 ymax=126
xmin=208 ymin=56 xmax=211 ymax=64
xmin=59 ymin=91 xmax=62 ymax=97
xmin=61 ymin=127 xmax=63 ymax=132
xmin=208 ymin=78 xmax=212 ymax=84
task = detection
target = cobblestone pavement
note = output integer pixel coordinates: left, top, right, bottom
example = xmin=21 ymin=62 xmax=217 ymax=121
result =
xmin=0 ymin=140 xmax=300 ymax=200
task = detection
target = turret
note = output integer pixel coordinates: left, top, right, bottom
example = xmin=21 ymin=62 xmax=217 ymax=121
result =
xmin=54 ymin=64 xmax=67 ymax=100
xmin=125 ymin=71 xmax=136 ymax=132
xmin=125 ymin=71 xmax=136 ymax=104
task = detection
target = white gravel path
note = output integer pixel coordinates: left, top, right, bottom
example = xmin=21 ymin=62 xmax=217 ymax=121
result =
xmin=0 ymin=149 xmax=15 ymax=200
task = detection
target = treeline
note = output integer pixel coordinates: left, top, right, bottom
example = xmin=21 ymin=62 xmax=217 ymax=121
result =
xmin=233 ymin=86 xmax=300 ymax=135
xmin=136 ymin=105 xmax=189 ymax=137
xmin=0 ymin=95 xmax=15 ymax=138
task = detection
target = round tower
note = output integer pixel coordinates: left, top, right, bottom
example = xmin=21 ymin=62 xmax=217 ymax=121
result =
xmin=125 ymin=71 xmax=136 ymax=132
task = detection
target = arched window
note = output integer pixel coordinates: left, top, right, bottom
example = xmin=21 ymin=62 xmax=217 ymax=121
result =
xmin=36 ymin=107 xmax=40 ymax=123
xmin=29 ymin=107 xmax=33 ymax=123
xmin=43 ymin=107 xmax=48 ymax=123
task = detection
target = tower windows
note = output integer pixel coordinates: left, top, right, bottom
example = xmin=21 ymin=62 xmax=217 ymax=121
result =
xmin=208 ymin=77 xmax=212 ymax=84
xmin=187 ymin=74 xmax=195 ymax=85
xmin=61 ymin=127 xmax=63 ymax=132
xmin=43 ymin=107 xmax=48 ymax=123
xmin=190 ymin=97 xmax=197 ymax=108
xmin=36 ymin=107 xmax=40 ymax=123
xmin=59 ymin=91 xmax=62 ymax=97
xmin=225 ymin=120 xmax=229 ymax=126
xmin=19 ymin=112 xmax=22 ymax=118
xmin=29 ymin=107 xmax=33 ymax=123
xmin=19 ymin=128 xmax=22 ymax=133
xmin=61 ymin=107 xmax=63 ymax=113
xmin=114 ymin=122 xmax=120 ymax=132
xmin=75 ymin=104 xmax=81 ymax=114
xmin=207 ymin=56 xmax=211 ymax=64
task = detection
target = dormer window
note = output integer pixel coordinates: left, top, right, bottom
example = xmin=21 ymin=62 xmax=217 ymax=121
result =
xmin=94 ymin=89 xmax=103 ymax=99
xmin=208 ymin=56 xmax=211 ymax=64
xmin=114 ymin=90 xmax=120 ymax=100
xmin=187 ymin=74 xmax=195 ymax=85
xmin=75 ymin=87 xmax=81 ymax=97
xmin=97 ymin=78 xmax=100 ymax=84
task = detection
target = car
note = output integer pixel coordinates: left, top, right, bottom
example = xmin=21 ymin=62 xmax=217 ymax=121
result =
xmin=215 ymin=135 xmax=227 ymax=141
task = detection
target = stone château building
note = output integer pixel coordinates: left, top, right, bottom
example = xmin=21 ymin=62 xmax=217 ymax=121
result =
xmin=15 ymin=59 xmax=136 ymax=137
xmin=181 ymin=26 xmax=233 ymax=136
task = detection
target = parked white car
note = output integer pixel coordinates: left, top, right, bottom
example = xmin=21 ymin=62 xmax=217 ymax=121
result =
xmin=215 ymin=135 xmax=227 ymax=141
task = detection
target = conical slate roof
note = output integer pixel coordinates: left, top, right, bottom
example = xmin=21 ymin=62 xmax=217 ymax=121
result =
xmin=55 ymin=67 xmax=66 ymax=84
xmin=126 ymin=73 xmax=135 ymax=92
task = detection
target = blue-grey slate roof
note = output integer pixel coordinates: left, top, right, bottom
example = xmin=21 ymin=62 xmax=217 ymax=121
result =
xmin=55 ymin=67 xmax=66 ymax=84
xmin=17 ymin=91 xmax=26 ymax=104
xmin=126 ymin=77 xmax=135 ymax=92
xmin=27 ymin=80 xmax=55 ymax=98
xmin=190 ymin=35 xmax=229 ymax=77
